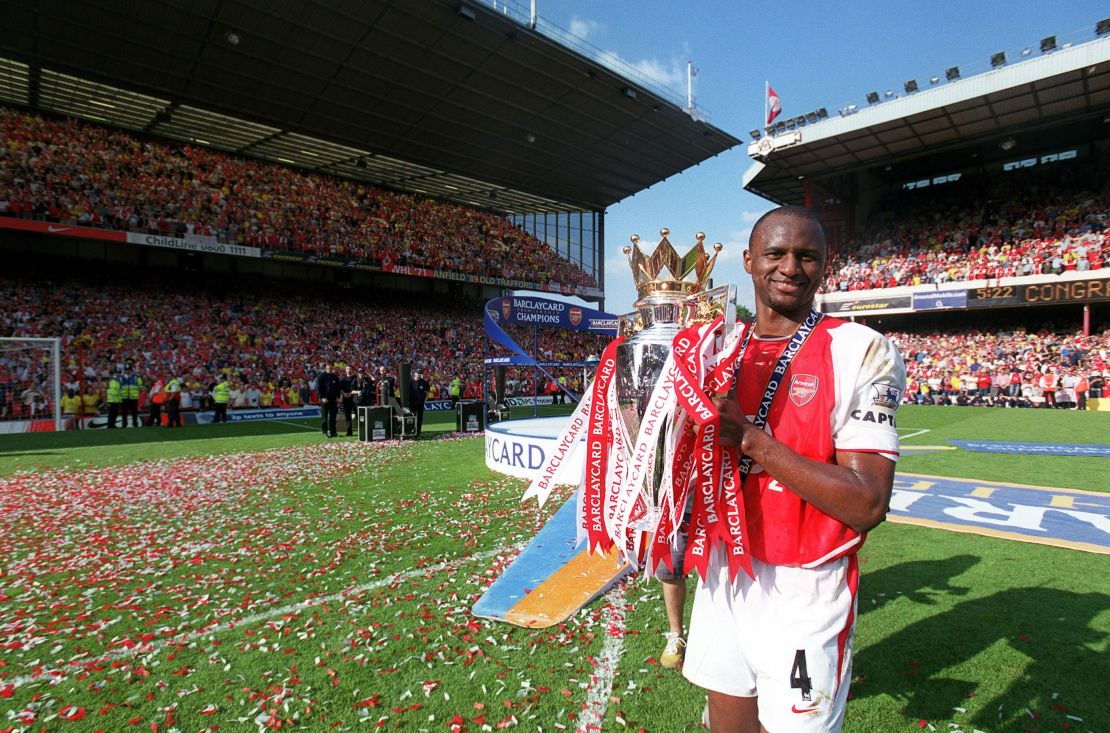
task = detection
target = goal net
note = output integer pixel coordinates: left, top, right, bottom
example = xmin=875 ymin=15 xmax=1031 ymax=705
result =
xmin=0 ymin=337 xmax=63 ymax=433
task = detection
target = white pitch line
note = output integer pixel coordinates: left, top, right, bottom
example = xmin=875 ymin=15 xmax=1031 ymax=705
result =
xmin=899 ymin=428 xmax=931 ymax=441
xmin=268 ymin=418 xmax=325 ymax=431
xmin=8 ymin=543 xmax=523 ymax=690
xmin=575 ymin=580 xmax=628 ymax=733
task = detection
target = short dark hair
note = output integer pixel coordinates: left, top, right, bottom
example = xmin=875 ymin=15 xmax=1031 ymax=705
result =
xmin=749 ymin=206 xmax=826 ymax=246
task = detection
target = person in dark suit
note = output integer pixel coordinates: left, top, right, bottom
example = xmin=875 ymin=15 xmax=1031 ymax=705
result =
xmin=339 ymin=365 xmax=358 ymax=436
xmin=409 ymin=367 xmax=430 ymax=437
xmin=317 ymin=363 xmax=341 ymax=437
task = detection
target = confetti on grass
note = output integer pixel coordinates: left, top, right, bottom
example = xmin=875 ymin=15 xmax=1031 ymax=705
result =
xmin=0 ymin=440 xmax=599 ymax=730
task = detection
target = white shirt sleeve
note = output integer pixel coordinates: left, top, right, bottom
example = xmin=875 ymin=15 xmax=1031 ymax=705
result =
xmin=829 ymin=322 xmax=907 ymax=460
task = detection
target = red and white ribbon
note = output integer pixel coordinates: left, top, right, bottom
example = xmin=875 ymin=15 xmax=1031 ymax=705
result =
xmin=522 ymin=380 xmax=595 ymax=508
xmin=582 ymin=337 xmax=624 ymax=553
xmin=608 ymin=352 xmax=678 ymax=568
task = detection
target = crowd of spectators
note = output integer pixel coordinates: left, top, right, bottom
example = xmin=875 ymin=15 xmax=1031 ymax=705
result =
xmin=889 ymin=325 xmax=1108 ymax=408
xmin=4 ymin=266 xmax=1106 ymax=422
xmin=0 ymin=273 xmax=613 ymax=423
xmin=0 ymin=106 xmax=596 ymax=290
xmin=822 ymin=158 xmax=1110 ymax=292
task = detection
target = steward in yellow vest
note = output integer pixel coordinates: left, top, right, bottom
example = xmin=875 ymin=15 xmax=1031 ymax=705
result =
xmin=106 ymin=372 xmax=122 ymax=429
xmin=212 ymin=377 xmax=231 ymax=423
xmin=120 ymin=365 xmax=143 ymax=428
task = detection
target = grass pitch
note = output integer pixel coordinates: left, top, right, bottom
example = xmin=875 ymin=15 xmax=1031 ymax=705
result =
xmin=0 ymin=406 xmax=1107 ymax=732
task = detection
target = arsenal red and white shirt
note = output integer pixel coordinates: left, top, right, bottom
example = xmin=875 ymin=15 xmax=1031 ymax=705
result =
xmin=735 ymin=317 xmax=906 ymax=568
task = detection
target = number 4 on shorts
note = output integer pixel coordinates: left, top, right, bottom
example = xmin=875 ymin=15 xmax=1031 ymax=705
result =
xmin=790 ymin=649 xmax=812 ymax=701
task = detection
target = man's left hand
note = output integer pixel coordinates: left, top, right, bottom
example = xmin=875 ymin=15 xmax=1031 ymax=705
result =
xmin=714 ymin=395 xmax=750 ymax=449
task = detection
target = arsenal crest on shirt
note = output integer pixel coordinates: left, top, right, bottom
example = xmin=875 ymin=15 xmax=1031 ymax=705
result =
xmin=501 ymin=298 xmax=512 ymax=320
xmin=568 ymin=307 xmax=583 ymax=326
xmin=788 ymin=374 xmax=819 ymax=406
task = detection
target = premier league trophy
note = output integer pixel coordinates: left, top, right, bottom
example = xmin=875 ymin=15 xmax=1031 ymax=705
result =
xmin=616 ymin=229 xmax=735 ymax=571
xmin=504 ymin=231 xmax=735 ymax=627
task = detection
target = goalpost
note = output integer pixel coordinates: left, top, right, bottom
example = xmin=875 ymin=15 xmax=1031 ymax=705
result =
xmin=0 ymin=337 xmax=64 ymax=433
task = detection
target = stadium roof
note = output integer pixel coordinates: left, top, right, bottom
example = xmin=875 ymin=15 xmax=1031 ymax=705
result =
xmin=744 ymin=35 xmax=1110 ymax=206
xmin=0 ymin=0 xmax=739 ymax=215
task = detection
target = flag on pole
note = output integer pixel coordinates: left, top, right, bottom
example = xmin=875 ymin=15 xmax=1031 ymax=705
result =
xmin=766 ymin=85 xmax=782 ymax=124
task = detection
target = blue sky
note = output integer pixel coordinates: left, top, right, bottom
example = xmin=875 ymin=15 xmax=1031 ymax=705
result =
xmin=519 ymin=1 xmax=1109 ymax=314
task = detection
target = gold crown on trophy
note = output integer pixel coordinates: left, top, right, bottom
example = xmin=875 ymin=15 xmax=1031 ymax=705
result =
xmin=623 ymin=228 xmax=723 ymax=299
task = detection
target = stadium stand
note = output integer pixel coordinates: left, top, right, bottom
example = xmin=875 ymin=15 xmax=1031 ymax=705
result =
xmin=0 ymin=269 xmax=612 ymax=422
xmin=822 ymin=158 xmax=1109 ymax=292
xmin=2 ymin=264 xmax=1105 ymax=420
xmin=889 ymin=325 xmax=1108 ymax=407
xmin=0 ymin=107 xmax=596 ymax=290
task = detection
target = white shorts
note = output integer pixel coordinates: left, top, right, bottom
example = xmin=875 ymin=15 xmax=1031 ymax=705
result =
xmin=683 ymin=548 xmax=859 ymax=733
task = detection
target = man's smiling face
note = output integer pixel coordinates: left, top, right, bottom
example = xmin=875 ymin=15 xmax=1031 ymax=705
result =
xmin=744 ymin=213 xmax=826 ymax=322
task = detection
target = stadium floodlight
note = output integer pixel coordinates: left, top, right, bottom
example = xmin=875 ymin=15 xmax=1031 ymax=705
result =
xmin=621 ymin=86 xmax=637 ymax=100
xmin=930 ymin=76 xmax=940 ymax=85
xmin=1021 ymin=48 xmax=1032 ymax=56
xmin=1040 ymin=35 xmax=1056 ymax=52
xmin=946 ymin=66 xmax=960 ymax=81
xmin=904 ymin=79 xmax=918 ymax=93
xmin=1097 ymin=18 xmax=1110 ymax=36
xmin=866 ymin=91 xmax=880 ymax=104
xmin=457 ymin=3 xmax=477 ymax=20
xmin=884 ymin=90 xmax=895 ymax=98
xmin=795 ymin=115 xmax=807 ymax=126
xmin=785 ymin=118 xmax=796 ymax=129
xmin=774 ymin=121 xmax=787 ymax=133
xmin=816 ymin=107 xmax=828 ymax=119
xmin=991 ymin=51 xmax=1006 ymax=68
xmin=805 ymin=112 xmax=818 ymax=124
xmin=999 ymin=137 xmax=1017 ymax=151
xmin=750 ymin=129 xmax=762 ymax=140
xmin=765 ymin=124 xmax=775 ymax=135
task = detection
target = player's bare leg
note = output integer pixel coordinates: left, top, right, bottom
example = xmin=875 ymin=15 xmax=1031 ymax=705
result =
xmin=659 ymin=578 xmax=687 ymax=668
xmin=707 ymin=692 xmax=765 ymax=733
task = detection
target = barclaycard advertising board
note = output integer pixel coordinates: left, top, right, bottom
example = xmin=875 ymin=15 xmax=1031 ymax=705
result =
xmin=484 ymin=295 xmax=618 ymax=364
xmin=484 ymin=296 xmax=618 ymax=334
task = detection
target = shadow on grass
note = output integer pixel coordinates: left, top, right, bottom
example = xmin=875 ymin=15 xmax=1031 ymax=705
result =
xmin=0 ymin=451 xmax=64 ymax=457
xmin=0 ymin=404 xmax=576 ymax=453
xmin=853 ymin=583 xmax=1110 ymax=729
xmin=0 ymin=420 xmax=322 ymax=452
xmin=860 ymin=554 xmax=979 ymax=610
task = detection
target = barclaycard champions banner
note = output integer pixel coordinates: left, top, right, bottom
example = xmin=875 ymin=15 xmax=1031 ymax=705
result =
xmin=484 ymin=295 xmax=618 ymax=365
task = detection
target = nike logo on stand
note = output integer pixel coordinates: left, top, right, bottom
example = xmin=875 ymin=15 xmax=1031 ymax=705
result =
xmin=47 ymin=225 xmax=71 ymax=233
